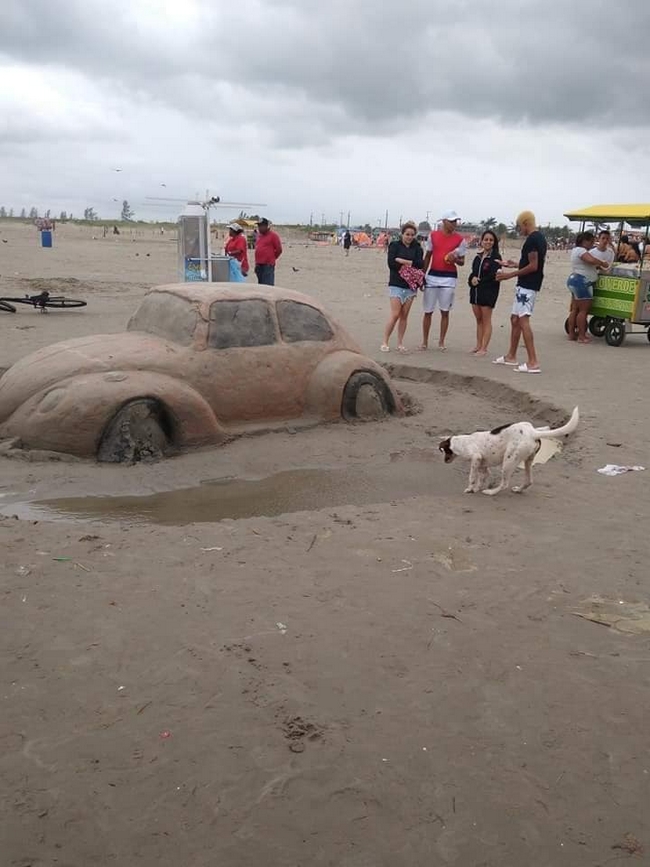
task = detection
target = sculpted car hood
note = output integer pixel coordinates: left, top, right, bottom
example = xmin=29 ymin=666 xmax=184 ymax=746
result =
xmin=0 ymin=332 xmax=186 ymax=423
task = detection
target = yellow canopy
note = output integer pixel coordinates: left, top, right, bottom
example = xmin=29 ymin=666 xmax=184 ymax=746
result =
xmin=564 ymin=204 xmax=650 ymax=223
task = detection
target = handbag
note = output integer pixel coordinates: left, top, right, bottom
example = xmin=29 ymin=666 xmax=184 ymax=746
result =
xmin=398 ymin=264 xmax=425 ymax=291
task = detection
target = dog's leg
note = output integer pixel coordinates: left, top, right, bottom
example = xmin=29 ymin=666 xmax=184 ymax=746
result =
xmin=475 ymin=462 xmax=490 ymax=492
xmin=483 ymin=449 xmax=518 ymax=496
xmin=464 ymin=459 xmax=480 ymax=493
xmin=512 ymin=455 xmax=534 ymax=493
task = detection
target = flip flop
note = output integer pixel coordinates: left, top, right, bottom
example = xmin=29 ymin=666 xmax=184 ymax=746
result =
xmin=397 ymin=345 xmax=408 ymax=354
xmin=437 ymin=346 xmax=447 ymax=352
xmin=492 ymin=356 xmax=517 ymax=366
xmin=513 ymin=363 xmax=541 ymax=374
xmin=380 ymin=344 xmax=390 ymax=352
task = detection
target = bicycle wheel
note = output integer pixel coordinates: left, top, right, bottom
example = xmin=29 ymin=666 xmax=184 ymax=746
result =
xmin=43 ymin=297 xmax=87 ymax=309
xmin=0 ymin=299 xmax=17 ymax=313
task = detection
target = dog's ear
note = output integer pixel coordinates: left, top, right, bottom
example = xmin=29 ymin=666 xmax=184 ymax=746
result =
xmin=439 ymin=437 xmax=454 ymax=462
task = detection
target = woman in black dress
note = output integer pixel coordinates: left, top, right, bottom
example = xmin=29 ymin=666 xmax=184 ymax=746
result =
xmin=468 ymin=230 xmax=504 ymax=356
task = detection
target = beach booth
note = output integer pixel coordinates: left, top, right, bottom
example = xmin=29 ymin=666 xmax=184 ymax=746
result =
xmin=563 ymin=203 xmax=650 ymax=346
xmin=177 ymin=205 xmax=229 ymax=282
xmin=35 ymin=217 xmax=54 ymax=248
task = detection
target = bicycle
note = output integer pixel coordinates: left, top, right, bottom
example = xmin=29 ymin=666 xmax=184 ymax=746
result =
xmin=0 ymin=291 xmax=87 ymax=313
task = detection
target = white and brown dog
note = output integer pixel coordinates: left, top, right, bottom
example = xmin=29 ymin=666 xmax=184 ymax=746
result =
xmin=439 ymin=407 xmax=579 ymax=495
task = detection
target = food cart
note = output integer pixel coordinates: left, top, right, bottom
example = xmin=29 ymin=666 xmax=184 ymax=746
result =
xmin=563 ymin=203 xmax=650 ymax=346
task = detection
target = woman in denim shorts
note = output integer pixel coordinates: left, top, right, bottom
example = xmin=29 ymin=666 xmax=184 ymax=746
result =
xmin=381 ymin=221 xmax=424 ymax=353
xmin=566 ymin=231 xmax=608 ymax=343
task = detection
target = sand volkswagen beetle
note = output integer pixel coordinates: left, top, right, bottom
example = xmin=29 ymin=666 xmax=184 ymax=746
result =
xmin=0 ymin=284 xmax=402 ymax=462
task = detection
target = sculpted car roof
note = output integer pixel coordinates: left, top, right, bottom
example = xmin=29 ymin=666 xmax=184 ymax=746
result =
xmin=149 ymin=283 xmax=330 ymax=319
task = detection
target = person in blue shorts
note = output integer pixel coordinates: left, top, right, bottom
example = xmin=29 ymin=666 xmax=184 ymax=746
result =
xmin=381 ymin=221 xmax=424 ymax=353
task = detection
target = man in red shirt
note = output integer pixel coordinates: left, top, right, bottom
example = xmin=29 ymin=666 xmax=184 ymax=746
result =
xmin=420 ymin=210 xmax=467 ymax=351
xmin=254 ymin=218 xmax=283 ymax=285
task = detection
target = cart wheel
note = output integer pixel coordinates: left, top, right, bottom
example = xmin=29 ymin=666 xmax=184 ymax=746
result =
xmin=605 ymin=320 xmax=625 ymax=347
xmin=588 ymin=316 xmax=607 ymax=338
xmin=563 ymin=317 xmax=578 ymax=337
xmin=646 ymin=328 xmax=650 ymax=343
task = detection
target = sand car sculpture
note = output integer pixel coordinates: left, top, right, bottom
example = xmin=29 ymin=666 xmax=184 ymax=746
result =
xmin=0 ymin=284 xmax=402 ymax=462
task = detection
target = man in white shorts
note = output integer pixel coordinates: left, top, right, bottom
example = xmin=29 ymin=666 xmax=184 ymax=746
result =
xmin=493 ymin=210 xmax=547 ymax=374
xmin=420 ymin=210 xmax=467 ymax=350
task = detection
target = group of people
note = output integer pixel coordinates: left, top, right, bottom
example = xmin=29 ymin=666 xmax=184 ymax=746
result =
xmin=382 ymin=210 xmax=546 ymax=374
xmin=224 ymin=218 xmax=283 ymax=285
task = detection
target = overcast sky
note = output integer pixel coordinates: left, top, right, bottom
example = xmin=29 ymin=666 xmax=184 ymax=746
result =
xmin=1 ymin=0 xmax=649 ymax=227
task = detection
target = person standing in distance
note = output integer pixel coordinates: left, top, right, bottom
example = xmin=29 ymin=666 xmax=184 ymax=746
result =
xmin=343 ymin=229 xmax=352 ymax=256
xmin=224 ymin=222 xmax=249 ymax=277
xmin=420 ymin=210 xmax=467 ymax=351
xmin=254 ymin=218 xmax=283 ymax=285
xmin=493 ymin=210 xmax=547 ymax=374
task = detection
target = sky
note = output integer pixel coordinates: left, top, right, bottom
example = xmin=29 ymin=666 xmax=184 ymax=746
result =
xmin=1 ymin=0 xmax=650 ymax=228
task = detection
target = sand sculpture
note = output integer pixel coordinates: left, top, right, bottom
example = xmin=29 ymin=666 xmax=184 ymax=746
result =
xmin=0 ymin=284 xmax=402 ymax=462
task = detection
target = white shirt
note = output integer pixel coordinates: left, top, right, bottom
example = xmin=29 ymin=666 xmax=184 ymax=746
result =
xmin=570 ymin=246 xmax=599 ymax=282
xmin=589 ymin=246 xmax=615 ymax=268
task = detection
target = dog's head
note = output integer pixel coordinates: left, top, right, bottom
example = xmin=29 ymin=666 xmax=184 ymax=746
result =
xmin=438 ymin=437 xmax=455 ymax=463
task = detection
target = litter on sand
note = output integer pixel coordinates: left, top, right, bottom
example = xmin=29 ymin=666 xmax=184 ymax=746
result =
xmin=597 ymin=464 xmax=645 ymax=476
xmin=572 ymin=596 xmax=650 ymax=634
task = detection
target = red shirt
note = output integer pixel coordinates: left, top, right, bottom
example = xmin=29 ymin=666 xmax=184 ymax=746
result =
xmin=255 ymin=230 xmax=283 ymax=266
xmin=428 ymin=230 xmax=464 ymax=276
xmin=224 ymin=234 xmax=249 ymax=274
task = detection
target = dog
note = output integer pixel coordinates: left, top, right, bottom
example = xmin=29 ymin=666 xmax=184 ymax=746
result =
xmin=439 ymin=407 xmax=579 ymax=495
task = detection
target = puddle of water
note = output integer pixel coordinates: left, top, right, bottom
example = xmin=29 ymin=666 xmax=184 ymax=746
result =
xmin=8 ymin=462 xmax=446 ymax=526
xmin=1 ymin=440 xmax=565 ymax=527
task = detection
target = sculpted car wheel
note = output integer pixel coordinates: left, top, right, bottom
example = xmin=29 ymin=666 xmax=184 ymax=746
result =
xmin=342 ymin=371 xmax=394 ymax=421
xmin=97 ymin=398 xmax=174 ymax=463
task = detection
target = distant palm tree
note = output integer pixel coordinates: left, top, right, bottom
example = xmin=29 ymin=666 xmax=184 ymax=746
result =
xmin=481 ymin=217 xmax=497 ymax=230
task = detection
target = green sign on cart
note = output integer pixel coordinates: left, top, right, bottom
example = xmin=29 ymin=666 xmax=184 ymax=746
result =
xmin=591 ymin=275 xmax=638 ymax=319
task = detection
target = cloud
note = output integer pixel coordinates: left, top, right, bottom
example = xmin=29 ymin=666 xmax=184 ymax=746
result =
xmin=1 ymin=1 xmax=650 ymax=225
xmin=3 ymin=0 xmax=650 ymax=138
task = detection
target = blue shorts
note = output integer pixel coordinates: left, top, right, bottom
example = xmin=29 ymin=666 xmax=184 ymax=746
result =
xmin=389 ymin=285 xmax=416 ymax=305
xmin=567 ymin=273 xmax=594 ymax=300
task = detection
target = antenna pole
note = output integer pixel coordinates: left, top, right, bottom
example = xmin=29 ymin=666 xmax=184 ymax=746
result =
xmin=205 ymin=200 xmax=212 ymax=282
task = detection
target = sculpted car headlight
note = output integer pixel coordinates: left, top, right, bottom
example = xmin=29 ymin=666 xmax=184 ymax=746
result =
xmin=38 ymin=388 xmax=68 ymax=413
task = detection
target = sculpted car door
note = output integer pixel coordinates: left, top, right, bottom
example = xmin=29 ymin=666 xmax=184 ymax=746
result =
xmin=206 ymin=298 xmax=301 ymax=423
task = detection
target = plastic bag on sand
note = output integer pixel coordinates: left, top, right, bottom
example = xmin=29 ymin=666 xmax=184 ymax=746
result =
xmin=597 ymin=464 xmax=645 ymax=476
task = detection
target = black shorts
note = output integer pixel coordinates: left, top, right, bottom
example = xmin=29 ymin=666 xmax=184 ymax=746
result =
xmin=470 ymin=283 xmax=499 ymax=308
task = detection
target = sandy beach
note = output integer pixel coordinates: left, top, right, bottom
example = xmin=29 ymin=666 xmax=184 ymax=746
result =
xmin=1 ymin=219 xmax=649 ymax=866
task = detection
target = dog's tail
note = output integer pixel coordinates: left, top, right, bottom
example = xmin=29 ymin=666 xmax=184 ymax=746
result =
xmin=534 ymin=406 xmax=579 ymax=440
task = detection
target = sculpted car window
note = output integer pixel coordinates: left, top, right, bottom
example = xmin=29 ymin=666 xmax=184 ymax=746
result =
xmin=208 ymin=300 xmax=276 ymax=349
xmin=127 ymin=293 xmax=198 ymax=346
xmin=277 ymin=301 xmax=334 ymax=343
